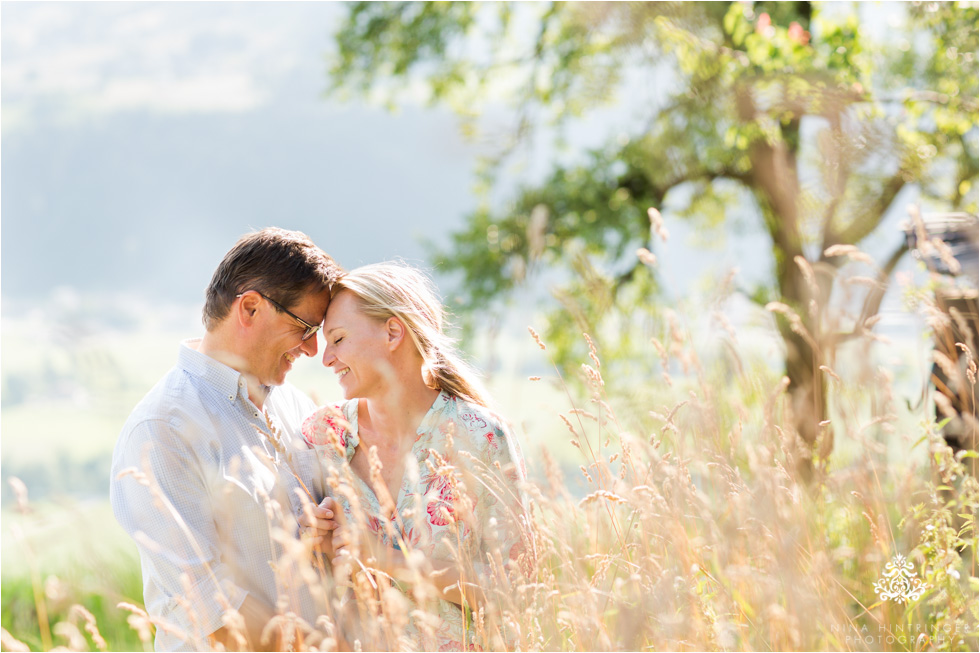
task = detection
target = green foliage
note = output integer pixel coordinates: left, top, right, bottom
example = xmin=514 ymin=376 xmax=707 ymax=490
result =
xmin=2 ymin=503 xmax=147 ymax=652
xmin=903 ymin=2 xmax=980 ymax=209
xmin=433 ymin=145 xmax=660 ymax=312
xmin=906 ymin=433 xmax=980 ymax=647
xmin=330 ymin=2 xmax=480 ymax=103
xmin=2 ymin=574 xmax=146 ymax=652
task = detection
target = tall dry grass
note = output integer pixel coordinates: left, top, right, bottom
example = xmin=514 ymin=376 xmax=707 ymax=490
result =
xmin=3 ymin=241 xmax=977 ymax=652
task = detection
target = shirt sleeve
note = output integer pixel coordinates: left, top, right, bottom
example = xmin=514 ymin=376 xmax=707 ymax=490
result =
xmin=110 ymin=417 xmax=248 ymax=644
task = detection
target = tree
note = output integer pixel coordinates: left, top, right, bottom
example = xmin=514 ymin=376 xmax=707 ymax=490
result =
xmin=328 ymin=2 xmax=979 ymax=475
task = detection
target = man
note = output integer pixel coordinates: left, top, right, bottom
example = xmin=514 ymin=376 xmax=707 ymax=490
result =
xmin=110 ymin=228 xmax=342 ymax=651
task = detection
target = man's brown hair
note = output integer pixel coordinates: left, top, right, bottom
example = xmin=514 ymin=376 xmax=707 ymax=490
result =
xmin=202 ymin=228 xmax=343 ymax=330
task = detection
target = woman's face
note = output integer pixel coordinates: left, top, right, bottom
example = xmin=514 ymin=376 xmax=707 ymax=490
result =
xmin=321 ymin=290 xmax=391 ymax=399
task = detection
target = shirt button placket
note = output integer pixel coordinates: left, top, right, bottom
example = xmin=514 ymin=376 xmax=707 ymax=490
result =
xmin=232 ymin=378 xmax=244 ymax=403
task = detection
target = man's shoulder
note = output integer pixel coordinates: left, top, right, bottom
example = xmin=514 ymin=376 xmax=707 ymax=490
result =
xmin=133 ymin=363 xmax=203 ymax=414
xmin=267 ymin=382 xmax=317 ymax=422
xmin=117 ymin=365 xmax=217 ymax=446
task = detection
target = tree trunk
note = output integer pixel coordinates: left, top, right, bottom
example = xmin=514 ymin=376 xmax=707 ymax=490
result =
xmin=772 ymin=222 xmax=831 ymax=482
xmin=778 ymin=323 xmax=829 ymax=481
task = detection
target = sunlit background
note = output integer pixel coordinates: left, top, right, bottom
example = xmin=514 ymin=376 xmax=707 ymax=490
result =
xmin=1 ymin=0 xmax=935 ymax=501
xmin=2 ymin=2 xmax=975 ymax=651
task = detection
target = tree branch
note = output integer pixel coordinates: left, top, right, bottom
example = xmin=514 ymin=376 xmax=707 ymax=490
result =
xmin=827 ymin=174 xmax=906 ymax=248
xmin=827 ymin=238 xmax=910 ymax=346
xmin=857 ymin=239 xmax=910 ymax=327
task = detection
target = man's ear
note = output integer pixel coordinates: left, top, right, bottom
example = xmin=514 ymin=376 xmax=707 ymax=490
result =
xmin=237 ymin=292 xmax=262 ymax=327
xmin=386 ymin=317 xmax=406 ymax=351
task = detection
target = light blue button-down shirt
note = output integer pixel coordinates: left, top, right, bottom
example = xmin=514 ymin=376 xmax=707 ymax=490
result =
xmin=110 ymin=339 xmax=325 ymax=651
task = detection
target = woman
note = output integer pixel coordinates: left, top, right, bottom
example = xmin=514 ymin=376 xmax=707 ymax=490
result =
xmin=300 ymin=262 xmax=527 ymax=651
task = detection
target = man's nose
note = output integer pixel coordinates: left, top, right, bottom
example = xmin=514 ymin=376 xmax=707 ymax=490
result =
xmin=299 ymin=333 xmax=318 ymax=357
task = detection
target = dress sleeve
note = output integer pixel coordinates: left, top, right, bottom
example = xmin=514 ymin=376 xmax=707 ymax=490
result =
xmin=300 ymin=402 xmax=365 ymax=525
xmin=110 ymin=418 xmax=247 ymax=644
xmin=301 ymin=403 xmax=357 ymax=461
xmin=472 ymin=418 xmax=529 ymax=578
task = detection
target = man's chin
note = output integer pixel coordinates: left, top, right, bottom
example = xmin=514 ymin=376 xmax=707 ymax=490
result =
xmin=269 ymin=357 xmax=296 ymax=386
xmin=261 ymin=371 xmax=289 ymax=388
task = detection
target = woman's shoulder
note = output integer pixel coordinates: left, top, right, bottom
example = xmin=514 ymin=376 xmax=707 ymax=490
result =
xmin=440 ymin=393 xmax=527 ymax=484
xmin=447 ymin=395 xmax=505 ymax=433
xmin=437 ymin=393 xmax=514 ymax=452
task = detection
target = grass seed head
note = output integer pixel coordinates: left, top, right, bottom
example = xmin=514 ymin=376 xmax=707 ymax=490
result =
xmin=528 ymin=326 xmax=546 ymax=350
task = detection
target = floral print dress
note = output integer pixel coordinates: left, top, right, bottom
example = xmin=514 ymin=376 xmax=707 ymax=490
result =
xmin=301 ymin=390 xmax=527 ymax=651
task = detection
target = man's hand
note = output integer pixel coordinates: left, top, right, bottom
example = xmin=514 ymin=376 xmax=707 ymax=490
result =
xmin=330 ymin=520 xmax=353 ymax=562
xmin=298 ymin=496 xmax=340 ymax=555
xmin=210 ymin=595 xmax=277 ymax=651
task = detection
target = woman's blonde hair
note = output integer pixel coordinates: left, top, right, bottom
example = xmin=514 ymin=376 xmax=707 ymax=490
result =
xmin=334 ymin=262 xmax=492 ymax=408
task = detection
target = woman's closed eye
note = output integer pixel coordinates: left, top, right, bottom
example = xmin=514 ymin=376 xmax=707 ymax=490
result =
xmin=333 ymin=336 xmax=344 ymax=345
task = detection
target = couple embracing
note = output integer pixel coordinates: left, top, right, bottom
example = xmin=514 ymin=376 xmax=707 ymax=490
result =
xmin=110 ymin=228 xmax=528 ymax=652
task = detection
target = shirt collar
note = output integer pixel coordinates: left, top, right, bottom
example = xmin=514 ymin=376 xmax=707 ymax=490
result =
xmin=178 ymin=338 xmax=270 ymax=405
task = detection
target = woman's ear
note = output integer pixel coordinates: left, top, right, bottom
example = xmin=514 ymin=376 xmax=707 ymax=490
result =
xmin=385 ymin=317 xmax=406 ymax=350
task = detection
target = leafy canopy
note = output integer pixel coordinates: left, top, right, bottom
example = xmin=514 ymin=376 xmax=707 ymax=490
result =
xmin=328 ymin=2 xmax=979 ymax=384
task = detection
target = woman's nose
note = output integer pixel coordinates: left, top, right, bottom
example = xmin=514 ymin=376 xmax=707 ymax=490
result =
xmin=321 ymin=347 xmax=335 ymax=368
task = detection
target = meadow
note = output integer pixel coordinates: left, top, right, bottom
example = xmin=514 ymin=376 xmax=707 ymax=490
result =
xmin=1 ymin=266 xmax=977 ymax=652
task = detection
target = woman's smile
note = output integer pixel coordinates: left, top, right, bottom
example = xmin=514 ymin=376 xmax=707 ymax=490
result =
xmin=322 ymin=290 xmax=393 ymax=399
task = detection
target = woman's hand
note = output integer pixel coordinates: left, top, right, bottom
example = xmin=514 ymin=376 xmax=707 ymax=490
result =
xmin=299 ymin=496 xmax=340 ymax=556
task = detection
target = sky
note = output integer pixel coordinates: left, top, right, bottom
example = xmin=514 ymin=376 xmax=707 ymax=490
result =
xmin=1 ymin=2 xmax=494 ymax=306
xmin=0 ymin=1 xmax=784 ymax=310
xmin=0 ymin=1 xmax=932 ymax=331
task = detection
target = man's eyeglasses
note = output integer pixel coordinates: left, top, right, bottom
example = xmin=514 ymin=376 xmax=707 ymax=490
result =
xmin=237 ymin=291 xmax=321 ymax=341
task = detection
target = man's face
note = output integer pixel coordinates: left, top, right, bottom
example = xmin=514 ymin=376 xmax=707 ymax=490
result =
xmin=247 ymin=288 xmax=331 ymax=387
